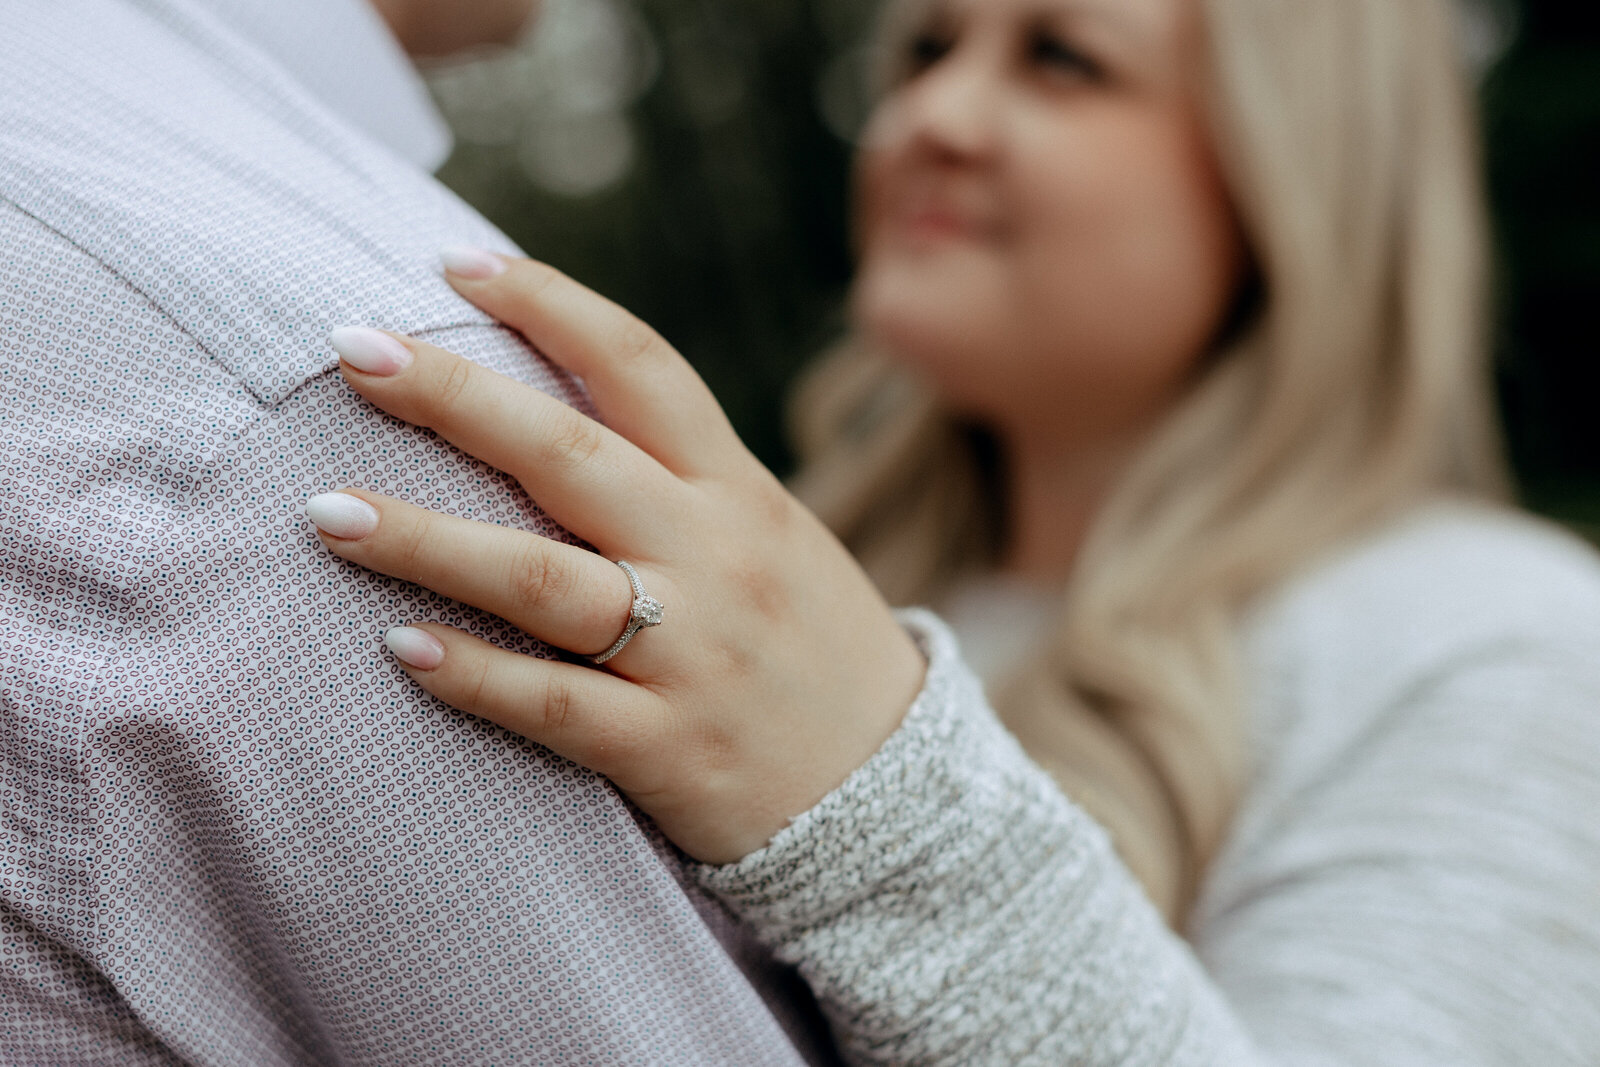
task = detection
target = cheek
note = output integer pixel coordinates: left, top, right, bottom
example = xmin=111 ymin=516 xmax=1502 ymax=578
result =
xmin=850 ymin=241 xmax=1024 ymax=412
xmin=1011 ymin=120 xmax=1246 ymax=405
xmin=849 ymin=104 xmax=1248 ymax=434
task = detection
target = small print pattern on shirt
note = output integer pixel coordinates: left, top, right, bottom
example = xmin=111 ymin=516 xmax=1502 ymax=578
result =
xmin=0 ymin=0 xmax=819 ymax=1063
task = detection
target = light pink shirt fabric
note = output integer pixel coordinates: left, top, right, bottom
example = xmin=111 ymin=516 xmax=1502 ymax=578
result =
xmin=0 ymin=1 xmax=829 ymax=1062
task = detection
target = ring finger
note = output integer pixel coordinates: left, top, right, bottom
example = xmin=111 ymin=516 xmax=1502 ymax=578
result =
xmin=306 ymin=489 xmax=642 ymax=660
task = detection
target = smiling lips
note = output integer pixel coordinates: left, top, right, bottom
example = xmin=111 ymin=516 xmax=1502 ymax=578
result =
xmin=887 ymin=191 xmax=1006 ymax=247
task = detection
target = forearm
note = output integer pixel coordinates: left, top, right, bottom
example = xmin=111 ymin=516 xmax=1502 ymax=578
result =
xmin=696 ymin=610 xmax=1258 ymax=1065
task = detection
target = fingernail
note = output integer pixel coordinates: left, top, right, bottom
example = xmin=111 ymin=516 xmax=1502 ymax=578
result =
xmin=306 ymin=493 xmax=380 ymax=540
xmin=440 ymin=245 xmax=507 ymax=280
xmin=329 ymin=327 xmax=413 ymax=376
xmin=386 ymin=627 xmax=446 ymax=670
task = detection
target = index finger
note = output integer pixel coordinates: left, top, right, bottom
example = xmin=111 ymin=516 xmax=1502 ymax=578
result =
xmin=440 ymin=253 xmax=746 ymax=479
xmin=330 ymin=327 xmax=688 ymax=554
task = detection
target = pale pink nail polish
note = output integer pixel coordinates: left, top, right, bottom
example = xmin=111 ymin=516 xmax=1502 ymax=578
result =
xmin=440 ymin=245 xmax=507 ymax=280
xmin=306 ymin=493 xmax=379 ymax=540
xmin=329 ymin=327 xmax=413 ymax=376
xmin=386 ymin=627 xmax=446 ymax=670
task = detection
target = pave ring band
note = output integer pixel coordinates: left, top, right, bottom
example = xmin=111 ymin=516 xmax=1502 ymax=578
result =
xmin=591 ymin=561 xmax=666 ymax=665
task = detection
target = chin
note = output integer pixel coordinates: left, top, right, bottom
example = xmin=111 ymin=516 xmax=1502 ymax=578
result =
xmin=853 ymin=266 xmax=982 ymax=368
xmin=851 ymin=301 xmax=986 ymax=420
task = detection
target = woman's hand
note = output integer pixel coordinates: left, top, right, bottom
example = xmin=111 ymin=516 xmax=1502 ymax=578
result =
xmin=308 ymin=250 xmax=926 ymax=865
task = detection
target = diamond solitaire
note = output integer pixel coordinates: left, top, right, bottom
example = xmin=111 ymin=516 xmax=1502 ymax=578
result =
xmin=591 ymin=561 xmax=666 ymax=664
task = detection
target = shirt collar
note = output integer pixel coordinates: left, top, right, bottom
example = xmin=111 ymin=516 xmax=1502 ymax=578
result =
xmin=194 ymin=0 xmax=454 ymax=172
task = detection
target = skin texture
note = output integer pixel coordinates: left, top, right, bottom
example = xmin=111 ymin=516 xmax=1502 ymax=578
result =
xmin=853 ymin=0 xmax=1248 ymax=580
xmin=314 ymin=259 xmax=927 ymax=865
xmin=311 ymin=0 xmax=1251 ymax=863
xmin=368 ymin=0 xmax=540 ymax=57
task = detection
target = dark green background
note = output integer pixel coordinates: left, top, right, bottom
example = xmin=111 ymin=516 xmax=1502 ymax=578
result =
xmin=433 ymin=0 xmax=1599 ymax=535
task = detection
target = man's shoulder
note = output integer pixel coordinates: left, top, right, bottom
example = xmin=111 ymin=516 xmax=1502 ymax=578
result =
xmin=0 ymin=0 xmax=511 ymax=407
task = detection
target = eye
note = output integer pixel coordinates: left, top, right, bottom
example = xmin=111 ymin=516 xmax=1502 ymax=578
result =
xmin=905 ymin=30 xmax=955 ymax=75
xmin=1027 ymin=30 xmax=1102 ymax=82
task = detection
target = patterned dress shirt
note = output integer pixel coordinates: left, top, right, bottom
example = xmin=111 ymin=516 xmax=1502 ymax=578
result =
xmin=0 ymin=1 xmax=828 ymax=1063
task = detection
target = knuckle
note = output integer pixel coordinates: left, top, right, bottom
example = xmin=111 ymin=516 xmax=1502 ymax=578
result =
xmin=608 ymin=316 xmax=661 ymax=370
xmin=730 ymin=556 xmax=789 ymax=624
xmin=458 ymin=654 xmax=496 ymax=711
xmin=433 ymin=356 xmax=475 ymax=411
xmin=503 ymin=261 xmax=564 ymax=318
xmin=679 ymin=712 xmax=741 ymax=779
xmin=507 ymin=543 xmax=569 ymax=613
xmin=751 ymin=475 xmax=797 ymax=533
xmin=537 ymin=414 xmax=605 ymax=471
xmin=719 ymin=472 xmax=799 ymax=544
xmin=518 ymin=259 xmax=564 ymax=300
xmin=393 ymin=513 xmax=436 ymax=575
xmin=538 ymin=675 xmax=576 ymax=736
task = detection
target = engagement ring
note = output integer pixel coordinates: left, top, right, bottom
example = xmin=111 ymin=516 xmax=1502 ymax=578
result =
xmin=591 ymin=560 xmax=665 ymax=664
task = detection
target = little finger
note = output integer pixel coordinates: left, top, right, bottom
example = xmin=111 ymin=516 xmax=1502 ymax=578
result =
xmin=383 ymin=623 xmax=666 ymax=789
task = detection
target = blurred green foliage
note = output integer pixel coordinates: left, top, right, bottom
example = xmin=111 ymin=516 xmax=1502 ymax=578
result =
xmin=1483 ymin=4 xmax=1600 ymax=535
xmin=433 ymin=0 xmax=870 ymax=473
xmin=434 ymin=0 xmax=1598 ymax=533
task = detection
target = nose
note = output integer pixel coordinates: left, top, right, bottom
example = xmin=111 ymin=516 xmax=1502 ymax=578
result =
xmin=881 ymin=51 xmax=1002 ymax=165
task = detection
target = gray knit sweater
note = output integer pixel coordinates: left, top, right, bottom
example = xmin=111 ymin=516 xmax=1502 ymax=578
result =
xmin=697 ymin=504 xmax=1600 ymax=1065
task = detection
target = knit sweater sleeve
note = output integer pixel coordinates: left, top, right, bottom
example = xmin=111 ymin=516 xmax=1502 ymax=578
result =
xmin=697 ymin=609 xmax=1259 ymax=1065
xmin=694 ymin=584 xmax=1600 ymax=1065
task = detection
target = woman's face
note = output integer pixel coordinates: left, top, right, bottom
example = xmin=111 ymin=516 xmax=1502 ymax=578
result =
xmin=372 ymin=0 xmax=541 ymax=57
xmin=852 ymin=0 xmax=1248 ymax=446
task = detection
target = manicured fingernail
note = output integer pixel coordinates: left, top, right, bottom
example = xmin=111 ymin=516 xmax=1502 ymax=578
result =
xmin=440 ymin=245 xmax=507 ymax=280
xmin=329 ymin=327 xmax=413 ymax=376
xmin=306 ymin=493 xmax=380 ymax=540
xmin=386 ymin=627 xmax=446 ymax=670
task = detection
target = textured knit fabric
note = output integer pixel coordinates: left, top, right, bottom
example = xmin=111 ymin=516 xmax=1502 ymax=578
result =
xmin=700 ymin=503 xmax=1600 ymax=1065
xmin=0 ymin=1 xmax=823 ymax=1064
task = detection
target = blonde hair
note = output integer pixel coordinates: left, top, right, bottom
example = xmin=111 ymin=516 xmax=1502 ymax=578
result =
xmin=790 ymin=0 xmax=1511 ymax=929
